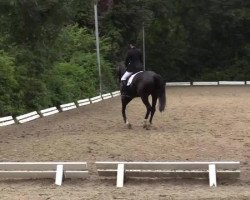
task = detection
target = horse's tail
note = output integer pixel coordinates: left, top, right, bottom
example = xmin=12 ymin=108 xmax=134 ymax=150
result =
xmin=155 ymin=74 xmax=166 ymax=112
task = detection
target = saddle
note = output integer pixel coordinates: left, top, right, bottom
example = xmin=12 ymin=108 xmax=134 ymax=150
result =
xmin=126 ymin=71 xmax=143 ymax=86
xmin=121 ymin=71 xmax=143 ymax=97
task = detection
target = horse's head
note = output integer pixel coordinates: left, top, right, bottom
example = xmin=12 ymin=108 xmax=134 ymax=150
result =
xmin=116 ymin=62 xmax=126 ymax=83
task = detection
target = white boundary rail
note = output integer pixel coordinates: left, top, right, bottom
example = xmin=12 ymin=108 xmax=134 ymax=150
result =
xmin=60 ymin=102 xmax=77 ymax=111
xmin=111 ymin=91 xmax=120 ymax=97
xmin=77 ymin=98 xmax=91 ymax=107
xmin=96 ymin=161 xmax=240 ymax=187
xmin=166 ymin=81 xmax=249 ymax=86
xmin=90 ymin=95 xmax=102 ymax=103
xmin=1 ymin=81 xmax=250 ymax=127
xmin=219 ymin=81 xmax=245 ymax=85
xmin=166 ymin=82 xmax=191 ymax=86
xmin=193 ymin=82 xmax=218 ymax=86
xmin=40 ymin=107 xmax=59 ymax=117
xmin=102 ymin=93 xmax=112 ymax=100
xmin=0 ymin=162 xmax=88 ymax=186
xmin=0 ymin=116 xmax=15 ymax=126
xmin=16 ymin=111 xmax=40 ymax=124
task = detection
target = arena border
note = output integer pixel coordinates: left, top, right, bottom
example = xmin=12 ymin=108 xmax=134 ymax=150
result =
xmin=0 ymin=91 xmax=120 ymax=127
xmin=1 ymin=80 xmax=249 ymax=127
xmin=0 ymin=161 xmax=240 ymax=187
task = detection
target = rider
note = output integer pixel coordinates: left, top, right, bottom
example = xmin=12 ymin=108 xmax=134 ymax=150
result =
xmin=120 ymin=41 xmax=143 ymax=96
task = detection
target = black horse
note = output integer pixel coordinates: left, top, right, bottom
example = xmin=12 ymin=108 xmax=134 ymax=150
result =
xmin=117 ymin=64 xmax=166 ymax=128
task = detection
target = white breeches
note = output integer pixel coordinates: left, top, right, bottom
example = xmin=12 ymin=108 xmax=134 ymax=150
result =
xmin=121 ymin=71 xmax=133 ymax=81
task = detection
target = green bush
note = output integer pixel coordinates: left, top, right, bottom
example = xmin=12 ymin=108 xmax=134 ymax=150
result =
xmin=0 ymin=50 xmax=17 ymax=115
xmin=46 ymin=25 xmax=116 ymax=106
xmin=47 ymin=61 xmax=97 ymax=105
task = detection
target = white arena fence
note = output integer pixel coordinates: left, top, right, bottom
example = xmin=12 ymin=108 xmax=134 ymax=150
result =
xmin=0 ymin=162 xmax=88 ymax=186
xmin=0 ymin=116 xmax=15 ymax=127
xmin=0 ymin=90 xmax=120 ymax=127
xmin=0 ymin=161 xmax=240 ymax=187
xmin=166 ymin=81 xmax=247 ymax=86
xmin=16 ymin=111 xmax=40 ymax=124
xmin=96 ymin=161 xmax=240 ymax=187
xmin=0 ymin=80 xmax=249 ymax=127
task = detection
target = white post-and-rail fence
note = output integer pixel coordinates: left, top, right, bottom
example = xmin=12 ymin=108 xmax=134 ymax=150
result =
xmin=166 ymin=81 xmax=247 ymax=86
xmin=0 ymin=91 xmax=120 ymax=127
xmin=0 ymin=161 xmax=240 ymax=187
xmin=0 ymin=116 xmax=15 ymax=126
xmin=0 ymin=162 xmax=88 ymax=186
xmin=1 ymin=80 xmax=249 ymax=127
xmin=96 ymin=161 xmax=240 ymax=188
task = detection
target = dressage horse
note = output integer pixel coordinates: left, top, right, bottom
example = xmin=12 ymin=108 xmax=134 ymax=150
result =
xmin=117 ymin=64 xmax=166 ymax=129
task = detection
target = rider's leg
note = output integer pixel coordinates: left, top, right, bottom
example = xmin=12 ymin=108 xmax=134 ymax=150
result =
xmin=121 ymin=71 xmax=133 ymax=81
xmin=120 ymin=71 xmax=133 ymax=95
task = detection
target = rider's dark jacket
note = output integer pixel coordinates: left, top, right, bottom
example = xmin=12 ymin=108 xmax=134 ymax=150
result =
xmin=125 ymin=47 xmax=143 ymax=73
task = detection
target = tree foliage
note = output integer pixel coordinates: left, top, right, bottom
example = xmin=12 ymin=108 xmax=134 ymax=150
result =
xmin=0 ymin=50 xmax=17 ymax=115
xmin=0 ymin=0 xmax=249 ymax=116
xmin=100 ymin=0 xmax=250 ymax=81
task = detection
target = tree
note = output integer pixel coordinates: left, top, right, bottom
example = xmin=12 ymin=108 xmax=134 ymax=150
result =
xmin=0 ymin=50 xmax=17 ymax=115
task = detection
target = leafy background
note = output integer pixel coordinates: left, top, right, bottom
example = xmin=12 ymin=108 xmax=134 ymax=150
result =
xmin=0 ymin=0 xmax=249 ymax=116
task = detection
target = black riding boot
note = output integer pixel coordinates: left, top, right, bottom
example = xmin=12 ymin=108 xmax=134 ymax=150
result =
xmin=120 ymin=80 xmax=128 ymax=96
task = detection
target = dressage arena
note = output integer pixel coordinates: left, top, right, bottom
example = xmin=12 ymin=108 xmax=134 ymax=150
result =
xmin=0 ymin=86 xmax=250 ymax=199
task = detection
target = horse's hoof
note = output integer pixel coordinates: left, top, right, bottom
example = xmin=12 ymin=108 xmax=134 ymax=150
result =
xmin=126 ymin=121 xmax=132 ymax=129
xmin=143 ymin=120 xmax=151 ymax=129
xmin=143 ymin=121 xmax=151 ymax=130
xmin=126 ymin=123 xmax=132 ymax=129
xmin=145 ymin=124 xmax=151 ymax=130
xmin=143 ymin=124 xmax=150 ymax=130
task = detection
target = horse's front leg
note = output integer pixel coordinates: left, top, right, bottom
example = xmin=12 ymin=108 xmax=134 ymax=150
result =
xmin=122 ymin=96 xmax=132 ymax=128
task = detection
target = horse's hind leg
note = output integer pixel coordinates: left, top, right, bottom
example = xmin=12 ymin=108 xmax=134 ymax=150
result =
xmin=122 ymin=96 xmax=132 ymax=128
xmin=149 ymin=94 xmax=157 ymax=124
xmin=141 ymin=95 xmax=151 ymax=129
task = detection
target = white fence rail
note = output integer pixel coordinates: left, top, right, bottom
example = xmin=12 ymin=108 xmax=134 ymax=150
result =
xmin=96 ymin=161 xmax=240 ymax=188
xmin=0 ymin=161 xmax=240 ymax=187
xmin=102 ymin=93 xmax=112 ymax=100
xmin=0 ymin=162 xmax=88 ymax=186
xmin=16 ymin=111 xmax=40 ymax=124
xmin=0 ymin=116 xmax=15 ymax=126
xmin=60 ymin=102 xmax=77 ymax=111
xmin=90 ymin=95 xmax=102 ymax=103
xmin=1 ymin=80 xmax=250 ymax=127
xmin=111 ymin=91 xmax=120 ymax=97
xmin=166 ymin=82 xmax=191 ymax=86
xmin=166 ymin=81 xmax=248 ymax=86
xmin=219 ymin=81 xmax=245 ymax=85
xmin=77 ymin=98 xmax=91 ymax=107
xmin=40 ymin=107 xmax=59 ymax=117
xmin=193 ymin=82 xmax=218 ymax=86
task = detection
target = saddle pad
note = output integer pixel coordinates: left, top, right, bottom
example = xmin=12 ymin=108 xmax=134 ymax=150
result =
xmin=127 ymin=71 xmax=143 ymax=86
